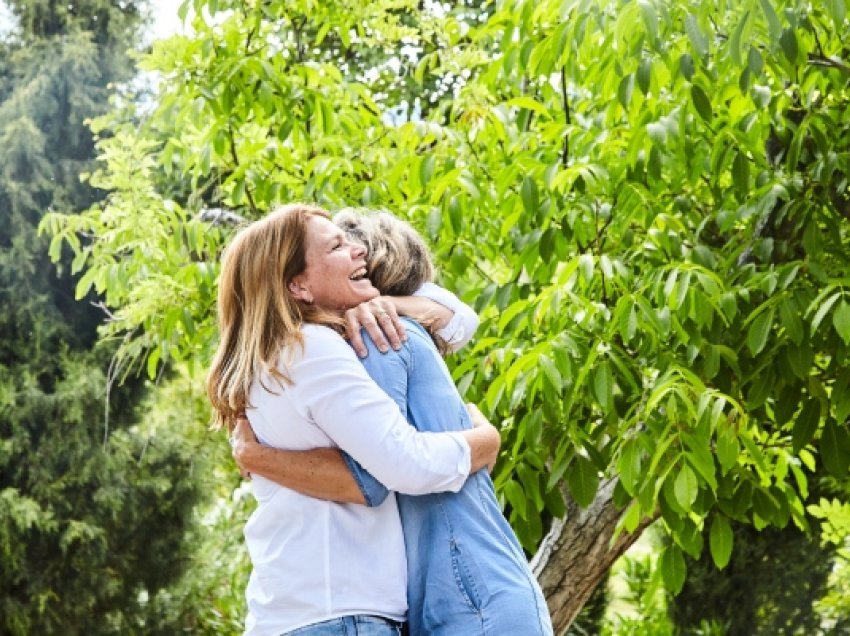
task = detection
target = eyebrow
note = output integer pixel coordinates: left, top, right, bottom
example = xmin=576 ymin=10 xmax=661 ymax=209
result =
xmin=325 ymin=232 xmax=345 ymax=248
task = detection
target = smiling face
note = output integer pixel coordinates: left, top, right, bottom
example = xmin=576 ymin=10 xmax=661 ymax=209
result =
xmin=288 ymin=215 xmax=379 ymax=312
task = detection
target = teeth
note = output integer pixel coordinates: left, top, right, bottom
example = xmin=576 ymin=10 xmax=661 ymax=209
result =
xmin=349 ymin=267 xmax=367 ymax=280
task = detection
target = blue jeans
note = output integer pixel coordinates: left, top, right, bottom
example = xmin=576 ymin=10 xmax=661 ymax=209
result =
xmin=283 ymin=615 xmax=404 ymax=636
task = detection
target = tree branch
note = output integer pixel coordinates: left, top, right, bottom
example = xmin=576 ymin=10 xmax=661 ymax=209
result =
xmin=227 ymin=126 xmax=258 ymax=216
xmin=561 ymin=68 xmax=571 ymax=168
xmin=532 ymin=478 xmax=658 ymax=634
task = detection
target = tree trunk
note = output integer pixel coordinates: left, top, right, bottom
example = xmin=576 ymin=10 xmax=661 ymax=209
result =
xmin=531 ymin=477 xmax=655 ymax=634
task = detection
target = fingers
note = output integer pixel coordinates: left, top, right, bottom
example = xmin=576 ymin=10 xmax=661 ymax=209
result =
xmin=382 ymin=302 xmax=406 ymax=347
xmin=361 ymin=307 xmax=391 ymax=354
xmin=345 ymin=309 xmax=368 ymax=357
xmin=344 ymin=298 xmax=407 ymax=357
xmin=466 ymin=402 xmax=489 ymax=428
xmin=232 ymin=416 xmax=258 ymax=443
xmin=230 ymin=416 xmax=256 ymax=480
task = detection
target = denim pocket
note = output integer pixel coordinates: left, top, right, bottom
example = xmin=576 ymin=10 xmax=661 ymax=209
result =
xmin=353 ymin=615 xmax=404 ymax=635
xmin=449 ymin=539 xmax=489 ymax=611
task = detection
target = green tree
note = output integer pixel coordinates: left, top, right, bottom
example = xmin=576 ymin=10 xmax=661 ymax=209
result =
xmin=670 ymin=519 xmax=834 ymax=634
xmin=0 ymin=1 xmax=207 ymax=632
xmin=44 ymin=0 xmax=850 ymax=631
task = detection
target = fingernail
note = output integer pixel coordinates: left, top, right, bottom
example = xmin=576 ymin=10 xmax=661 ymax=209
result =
xmin=379 ymin=346 xmax=388 ymax=353
xmin=358 ymin=350 xmax=367 ymax=358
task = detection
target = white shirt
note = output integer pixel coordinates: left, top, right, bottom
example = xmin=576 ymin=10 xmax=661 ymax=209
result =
xmin=243 ymin=324 xmax=472 ymax=636
xmin=415 ymin=282 xmax=480 ymax=352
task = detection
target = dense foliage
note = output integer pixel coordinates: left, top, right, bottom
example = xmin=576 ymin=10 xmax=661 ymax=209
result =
xmin=41 ymin=0 xmax=850 ymax=628
xmin=0 ymin=1 xmax=207 ymax=632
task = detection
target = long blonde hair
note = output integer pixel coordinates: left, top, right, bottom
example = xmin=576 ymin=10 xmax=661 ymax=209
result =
xmin=206 ymin=203 xmax=341 ymax=430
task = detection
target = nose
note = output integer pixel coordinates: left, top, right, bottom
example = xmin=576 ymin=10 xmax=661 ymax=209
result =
xmin=351 ymin=241 xmax=367 ymax=259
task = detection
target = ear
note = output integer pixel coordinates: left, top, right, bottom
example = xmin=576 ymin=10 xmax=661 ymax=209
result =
xmin=288 ymin=276 xmax=313 ymax=304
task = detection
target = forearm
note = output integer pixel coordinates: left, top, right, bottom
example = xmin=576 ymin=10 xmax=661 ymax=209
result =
xmin=459 ymin=424 xmax=501 ymax=473
xmin=390 ymin=295 xmax=453 ymax=330
xmin=236 ymin=443 xmax=366 ymax=504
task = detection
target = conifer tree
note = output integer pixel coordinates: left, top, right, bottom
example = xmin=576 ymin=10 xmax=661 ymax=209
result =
xmin=0 ymin=2 xmax=205 ymax=632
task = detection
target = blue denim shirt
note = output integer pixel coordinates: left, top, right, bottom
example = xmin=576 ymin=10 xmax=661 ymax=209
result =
xmin=343 ymin=319 xmax=553 ymax=636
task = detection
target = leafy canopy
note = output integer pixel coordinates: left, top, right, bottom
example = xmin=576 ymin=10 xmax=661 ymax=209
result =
xmin=43 ymin=0 xmax=850 ymax=593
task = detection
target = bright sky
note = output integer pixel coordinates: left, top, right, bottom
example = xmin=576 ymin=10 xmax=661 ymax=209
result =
xmin=0 ymin=0 xmax=185 ymax=40
xmin=148 ymin=0 xmax=184 ymax=40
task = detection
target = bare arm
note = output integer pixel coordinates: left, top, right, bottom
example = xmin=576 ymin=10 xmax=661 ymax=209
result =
xmin=229 ymin=418 xmax=366 ymax=504
xmin=465 ymin=403 xmax=500 ymax=472
xmin=344 ymin=294 xmax=462 ymax=358
xmin=231 ymin=404 xmax=500 ymax=503
xmin=391 ymin=295 xmax=454 ymax=330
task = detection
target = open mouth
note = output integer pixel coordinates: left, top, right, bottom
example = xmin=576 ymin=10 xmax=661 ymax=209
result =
xmin=349 ymin=267 xmax=369 ymax=281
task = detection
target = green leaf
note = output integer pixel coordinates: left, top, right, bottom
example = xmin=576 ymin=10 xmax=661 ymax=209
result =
xmin=779 ymin=28 xmax=799 ymax=65
xmin=516 ymin=463 xmax=544 ymax=511
xmin=684 ymin=439 xmax=717 ymax=492
xmin=147 ymin=348 xmax=161 ymax=381
xmin=709 ymin=515 xmax=734 ymax=569
xmin=758 ymin=0 xmax=781 ymax=39
xmin=811 ymin=292 xmax=841 ymax=333
xmin=691 ymin=85 xmax=713 ymax=122
xmin=660 ymin=545 xmax=687 ymax=593
xmin=728 ymin=11 xmax=750 ymax=66
xmin=447 ymin=195 xmax=462 ymax=234
xmin=520 ymin=176 xmax=539 ymax=215
xmin=748 ymin=46 xmax=764 ymax=75
xmin=617 ymin=438 xmax=642 ymax=495
xmin=419 ymin=155 xmax=436 ymax=187
xmin=779 ymin=297 xmax=804 ymax=344
xmin=752 ymin=487 xmax=778 ymax=523
xmin=685 ymin=14 xmax=708 ymax=58
xmin=679 ymin=53 xmax=695 ymax=80
xmin=787 ymin=119 xmax=807 ymax=170
xmin=539 ymin=354 xmax=563 ymax=391
xmin=747 ymin=308 xmax=774 ymax=355
xmin=617 ymin=74 xmax=635 ymax=109
xmin=835 ymin=386 xmax=850 ymax=425
xmin=674 ymin=463 xmax=698 ymax=511
xmin=592 ymin=361 xmax=614 ymax=411
xmin=820 ymin=420 xmax=850 ymax=477
xmin=621 ymin=501 xmax=642 ymax=533
xmin=75 ymin=267 xmax=98 ymax=300
xmin=503 ymin=479 xmax=529 ymax=520
xmin=826 ymin=0 xmax=847 ymax=30
xmin=177 ymin=0 xmax=190 ymax=22
xmin=732 ymin=152 xmax=750 ymax=195
xmin=792 ymin=399 xmax=821 ymax=453
xmin=637 ymin=57 xmax=652 ymax=95
xmin=506 ymin=96 xmax=550 ymax=116
xmin=716 ymin=427 xmax=740 ymax=474
xmin=833 ymin=301 xmax=850 ymax=346
xmin=567 ymin=455 xmax=599 ymax=508
xmin=639 ymin=1 xmax=659 ymax=41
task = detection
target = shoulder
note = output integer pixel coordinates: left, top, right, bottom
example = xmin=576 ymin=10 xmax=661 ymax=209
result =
xmin=300 ymin=323 xmax=357 ymax=360
xmin=401 ymin=318 xmax=435 ymax=350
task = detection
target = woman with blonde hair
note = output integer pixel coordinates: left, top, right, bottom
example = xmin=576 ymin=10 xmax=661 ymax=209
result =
xmin=232 ymin=209 xmax=553 ymax=635
xmin=207 ymin=203 xmax=501 ymax=636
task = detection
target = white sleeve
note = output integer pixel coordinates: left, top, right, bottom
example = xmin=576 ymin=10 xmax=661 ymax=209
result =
xmin=413 ymin=282 xmax=480 ymax=352
xmin=289 ymin=326 xmax=471 ymax=495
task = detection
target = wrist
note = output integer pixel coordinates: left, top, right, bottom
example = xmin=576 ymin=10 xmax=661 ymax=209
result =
xmin=233 ymin=440 xmax=262 ymax=472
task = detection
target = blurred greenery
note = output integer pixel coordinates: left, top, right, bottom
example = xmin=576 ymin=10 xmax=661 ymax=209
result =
xmin=9 ymin=0 xmax=850 ymax=631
